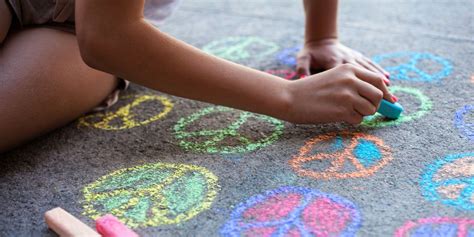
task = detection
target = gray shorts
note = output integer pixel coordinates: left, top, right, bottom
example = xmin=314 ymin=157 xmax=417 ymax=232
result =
xmin=7 ymin=0 xmax=75 ymax=32
xmin=5 ymin=0 xmax=129 ymax=112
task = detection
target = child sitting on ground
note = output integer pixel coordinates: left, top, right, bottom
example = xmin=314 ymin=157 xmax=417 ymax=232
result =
xmin=0 ymin=0 xmax=396 ymax=152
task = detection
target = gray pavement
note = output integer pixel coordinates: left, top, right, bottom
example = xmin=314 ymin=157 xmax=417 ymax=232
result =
xmin=1 ymin=0 xmax=473 ymax=236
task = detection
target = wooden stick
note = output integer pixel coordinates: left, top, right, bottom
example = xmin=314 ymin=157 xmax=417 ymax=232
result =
xmin=45 ymin=207 xmax=100 ymax=237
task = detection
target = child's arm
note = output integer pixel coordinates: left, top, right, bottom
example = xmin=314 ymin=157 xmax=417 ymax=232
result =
xmin=76 ymin=0 xmax=394 ymax=124
xmin=297 ymin=0 xmax=389 ymax=78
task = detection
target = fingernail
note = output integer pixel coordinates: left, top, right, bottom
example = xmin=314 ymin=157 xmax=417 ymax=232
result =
xmin=392 ymin=95 xmax=398 ymax=102
xmin=299 ymin=75 xmax=307 ymax=79
xmin=384 ymin=78 xmax=390 ymax=85
xmin=385 ymin=73 xmax=390 ymax=79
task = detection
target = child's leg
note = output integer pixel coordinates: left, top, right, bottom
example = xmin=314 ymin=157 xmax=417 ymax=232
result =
xmin=0 ymin=28 xmax=118 ymax=152
xmin=0 ymin=0 xmax=12 ymax=43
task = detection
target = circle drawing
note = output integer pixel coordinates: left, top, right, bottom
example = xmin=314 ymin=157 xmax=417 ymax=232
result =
xmin=221 ymin=186 xmax=361 ymax=237
xmin=421 ymin=153 xmax=474 ymax=210
xmin=276 ymin=46 xmax=302 ymax=67
xmin=372 ymin=52 xmax=452 ymax=82
xmin=454 ymin=105 xmax=474 ymax=142
xmin=394 ymin=217 xmax=474 ymax=237
xmin=362 ymin=86 xmax=432 ymax=128
xmin=174 ymin=106 xmax=284 ymax=154
xmin=265 ymin=69 xmax=297 ymax=80
xmin=78 ymin=94 xmax=174 ymax=130
xmin=202 ymin=37 xmax=279 ymax=63
xmin=289 ymin=132 xmax=392 ymax=180
xmin=82 ymin=163 xmax=219 ymax=228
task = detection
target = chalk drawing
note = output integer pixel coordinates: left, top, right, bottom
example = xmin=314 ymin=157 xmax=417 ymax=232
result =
xmin=421 ymin=153 xmax=474 ymax=211
xmin=394 ymin=217 xmax=474 ymax=237
xmin=265 ymin=69 xmax=298 ymax=80
xmin=221 ymin=186 xmax=361 ymax=237
xmin=276 ymin=46 xmax=302 ymax=67
xmin=82 ymin=163 xmax=219 ymax=228
xmin=289 ymin=132 xmax=392 ymax=180
xmin=174 ymin=106 xmax=284 ymax=154
xmin=362 ymin=86 xmax=432 ymax=128
xmin=78 ymin=94 xmax=173 ymax=130
xmin=454 ymin=105 xmax=474 ymax=142
xmin=372 ymin=52 xmax=452 ymax=82
xmin=202 ymin=37 xmax=279 ymax=63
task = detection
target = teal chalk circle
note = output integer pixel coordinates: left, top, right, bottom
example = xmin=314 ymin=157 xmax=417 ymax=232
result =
xmin=174 ymin=106 xmax=284 ymax=154
xmin=372 ymin=52 xmax=452 ymax=82
xmin=421 ymin=153 xmax=474 ymax=211
xmin=202 ymin=36 xmax=279 ymax=63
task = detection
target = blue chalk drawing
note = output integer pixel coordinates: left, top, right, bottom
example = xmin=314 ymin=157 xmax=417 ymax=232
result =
xmin=220 ymin=186 xmax=361 ymax=237
xmin=421 ymin=153 xmax=474 ymax=211
xmin=454 ymin=105 xmax=474 ymax=142
xmin=411 ymin=223 xmax=459 ymax=237
xmin=372 ymin=52 xmax=452 ymax=82
xmin=276 ymin=46 xmax=302 ymax=67
xmin=354 ymin=139 xmax=383 ymax=168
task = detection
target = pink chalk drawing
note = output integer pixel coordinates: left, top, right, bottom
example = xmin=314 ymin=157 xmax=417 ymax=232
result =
xmin=394 ymin=217 xmax=474 ymax=237
xmin=221 ymin=186 xmax=361 ymax=237
xmin=265 ymin=69 xmax=298 ymax=80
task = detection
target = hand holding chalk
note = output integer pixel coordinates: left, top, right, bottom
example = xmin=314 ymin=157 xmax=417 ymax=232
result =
xmin=377 ymin=99 xmax=404 ymax=119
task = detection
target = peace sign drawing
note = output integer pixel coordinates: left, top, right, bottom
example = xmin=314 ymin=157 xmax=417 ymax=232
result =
xmin=174 ymin=106 xmax=284 ymax=154
xmin=394 ymin=217 xmax=474 ymax=237
xmin=372 ymin=52 xmax=452 ymax=82
xmin=78 ymin=94 xmax=174 ymax=130
xmin=289 ymin=132 xmax=392 ymax=180
xmin=454 ymin=105 xmax=474 ymax=142
xmin=82 ymin=163 xmax=219 ymax=228
xmin=202 ymin=37 xmax=279 ymax=63
xmin=362 ymin=86 xmax=432 ymax=128
xmin=421 ymin=153 xmax=474 ymax=210
xmin=221 ymin=186 xmax=361 ymax=237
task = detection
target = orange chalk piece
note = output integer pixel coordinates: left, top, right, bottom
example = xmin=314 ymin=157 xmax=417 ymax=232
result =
xmin=45 ymin=207 xmax=100 ymax=237
xmin=96 ymin=214 xmax=139 ymax=237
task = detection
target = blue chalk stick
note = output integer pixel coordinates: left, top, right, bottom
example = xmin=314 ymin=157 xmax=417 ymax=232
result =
xmin=377 ymin=99 xmax=404 ymax=119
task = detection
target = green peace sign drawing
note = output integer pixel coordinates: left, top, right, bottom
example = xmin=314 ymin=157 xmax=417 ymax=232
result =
xmin=362 ymin=86 xmax=433 ymax=128
xmin=82 ymin=163 xmax=219 ymax=228
xmin=202 ymin=36 xmax=279 ymax=63
xmin=174 ymin=106 xmax=284 ymax=154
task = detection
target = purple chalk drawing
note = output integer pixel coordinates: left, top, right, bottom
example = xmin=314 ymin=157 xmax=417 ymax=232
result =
xmin=454 ymin=105 xmax=474 ymax=142
xmin=221 ymin=186 xmax=361 ymax=237
xmin=276 ymin=46 xmax=302 ymax=67
xmin=394 ymin=217 xmax=474 ymax=237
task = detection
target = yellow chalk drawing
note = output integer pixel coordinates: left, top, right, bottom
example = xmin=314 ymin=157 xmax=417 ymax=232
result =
xmin=82 ymin=163 xmax=219 ymax=228
xmin=79 ymin=94 xmax=174 ymax=130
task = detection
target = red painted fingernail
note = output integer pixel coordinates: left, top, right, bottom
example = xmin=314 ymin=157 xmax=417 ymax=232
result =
xmin=392 ymin=95 xmax=398 ymax=102
xmin=299 ymin=75 xmax=307 ymax=79
xmin=384 ymin=78 xmax=390 ymax=85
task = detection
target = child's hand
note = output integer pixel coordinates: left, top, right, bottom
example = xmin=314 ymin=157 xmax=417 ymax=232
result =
xmin=296 ymin=38 xmax=389 ymax=80
xmin=282 ymin=64 xmax=395 ymax=124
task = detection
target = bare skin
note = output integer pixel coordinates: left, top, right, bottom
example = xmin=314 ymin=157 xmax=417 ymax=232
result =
xmin=297 ymin=0 xmax=391 ymax=79
xmin=76 ymin=0 xmax=394 ymax=124
xmin=0 ymin=0 xmax=395 ymax=153
xmin=0 ymin=1 xmax=117 ymax=152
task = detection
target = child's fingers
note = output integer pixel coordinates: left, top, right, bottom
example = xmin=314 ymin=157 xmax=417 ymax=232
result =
xmin=353 ymin=95 xmax=378 ymax=116
xmin=356 ymin=58 xmax=385 ymax=79
xmin=366 ymin=57 xmax=390 ymax=78
xmin=352 ymin=66 xmax=394 ymax=103
xmin=296 ymin=53 xmax=311 ymax=77
xmin=356 ymin=79 xmax=384 ymax=108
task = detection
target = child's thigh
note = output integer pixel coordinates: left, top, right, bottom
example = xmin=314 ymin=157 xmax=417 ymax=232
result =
xmin=0 ymin=0 xmax=12 ymax=43
xmin=0 ymin=27 xmax=118 ymax=152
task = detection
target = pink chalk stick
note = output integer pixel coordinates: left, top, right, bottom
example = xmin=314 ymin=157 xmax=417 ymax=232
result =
xmin=96 ymin=214 xmax=139 ymax=237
